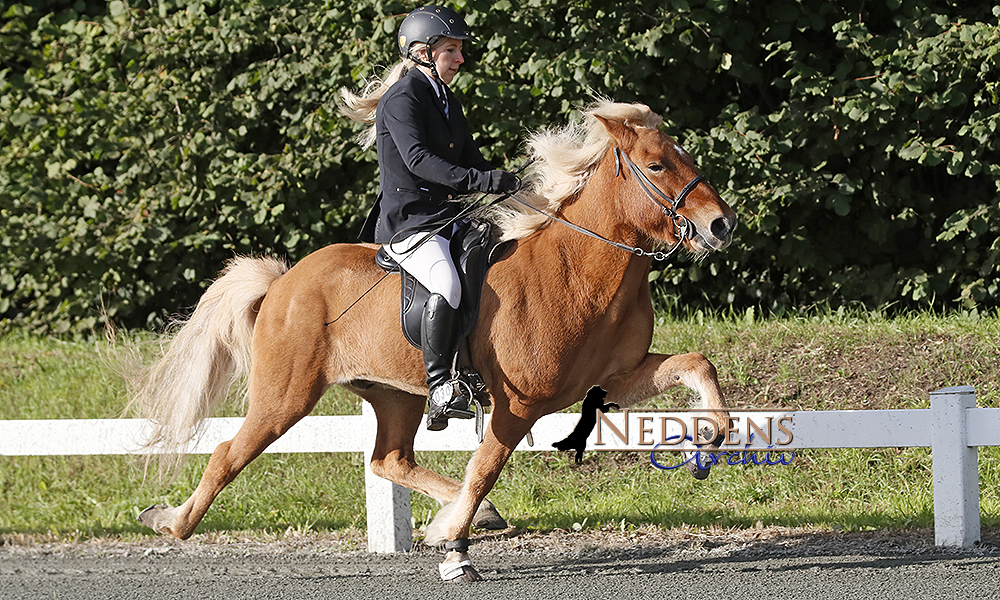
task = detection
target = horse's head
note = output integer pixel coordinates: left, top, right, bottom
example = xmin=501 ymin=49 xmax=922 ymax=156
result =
xmin=596 ymin=115 xmax=737 ymax=256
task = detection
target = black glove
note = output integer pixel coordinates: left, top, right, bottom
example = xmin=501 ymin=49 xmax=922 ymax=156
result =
xmin=488 ymin=170 xmax=520 ymax=194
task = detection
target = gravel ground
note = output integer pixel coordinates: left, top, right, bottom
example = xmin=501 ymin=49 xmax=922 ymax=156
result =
xmin=3 ymin=526 xmax=1000 ymax=600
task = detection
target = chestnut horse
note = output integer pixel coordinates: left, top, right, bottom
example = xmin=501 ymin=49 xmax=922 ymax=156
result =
xmin=131 ymin=101 xmax=737 ymax=582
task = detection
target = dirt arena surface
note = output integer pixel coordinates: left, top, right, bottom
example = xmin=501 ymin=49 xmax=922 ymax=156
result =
xmin=3 ymin=526 xmax=999 ymax=599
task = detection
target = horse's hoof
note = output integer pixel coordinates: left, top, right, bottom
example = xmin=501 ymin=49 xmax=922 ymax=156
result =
xmin=448 ymin=566 xmax=483 ymax=583
xmin=137 ymin=504 xmax=176 ymax=535
xmin=439 ymin=560 xmax=482 ymax=582
xmin=686 ymin=427 xmax=720 ymax=480
xmin=686 ymin=461 xmax=712 ymax=480
xmin=472 ymin=500 xmax=508 ymax=531
xmin=137 ymin=504 xmax=166 ymax=525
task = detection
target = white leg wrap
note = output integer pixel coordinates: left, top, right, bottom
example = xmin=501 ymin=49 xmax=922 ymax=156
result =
xmin=438 ymin=559 xmax=474 ymax=581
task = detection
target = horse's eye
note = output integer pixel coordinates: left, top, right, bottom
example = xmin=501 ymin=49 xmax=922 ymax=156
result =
xmin=647 ymin=164 xmax=665 ymax=173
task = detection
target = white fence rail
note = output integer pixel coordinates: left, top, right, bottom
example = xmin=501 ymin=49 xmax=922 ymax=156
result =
xmin=1 ymin=386 xmax=994 ymax=551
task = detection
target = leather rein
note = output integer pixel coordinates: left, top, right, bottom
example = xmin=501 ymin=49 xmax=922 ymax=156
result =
xmin=506 ymin=147 xmax=705 ymax=262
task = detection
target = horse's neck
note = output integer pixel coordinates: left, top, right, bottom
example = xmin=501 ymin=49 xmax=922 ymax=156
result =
xmin=525 ymin=182 xmax=652 ymax=313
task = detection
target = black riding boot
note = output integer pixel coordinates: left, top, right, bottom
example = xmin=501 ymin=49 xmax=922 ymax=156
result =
xmin=422 ymin=293 xmax=474 ymax=431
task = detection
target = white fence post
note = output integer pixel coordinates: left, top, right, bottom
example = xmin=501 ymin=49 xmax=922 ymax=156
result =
xmin=362 ymin=402 xmax=413 ymax=553
xmin=931 ymin=386 xmax=980 ymax=547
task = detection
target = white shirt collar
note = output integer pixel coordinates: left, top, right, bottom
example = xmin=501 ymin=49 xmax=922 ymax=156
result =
xmin=418 ymin=68 xmax=447 ymax=99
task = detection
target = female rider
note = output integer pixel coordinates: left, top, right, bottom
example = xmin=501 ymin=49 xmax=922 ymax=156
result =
xmin=340 ymin=6 xmax=518 ymax=431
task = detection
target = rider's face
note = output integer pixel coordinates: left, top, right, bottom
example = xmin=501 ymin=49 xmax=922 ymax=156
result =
xmin=427 ymin=39 xmax=464 ymax=85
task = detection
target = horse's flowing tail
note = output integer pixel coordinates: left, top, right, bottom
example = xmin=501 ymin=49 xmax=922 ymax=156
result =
xmin=127 ymin=256 xmax=288 ymax=476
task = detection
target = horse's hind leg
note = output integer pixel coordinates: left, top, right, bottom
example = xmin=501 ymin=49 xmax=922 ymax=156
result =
xmin=364 ymin=389 xmax=507 ymax=530
xmin=139 ymin=354 xmax=325 ymax=539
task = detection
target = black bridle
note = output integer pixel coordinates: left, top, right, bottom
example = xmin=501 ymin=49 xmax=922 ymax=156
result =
xmin=613 ymin=147 xmax=704 ymax=252
xmin=507 ymin=147 xmax=706 ymax=261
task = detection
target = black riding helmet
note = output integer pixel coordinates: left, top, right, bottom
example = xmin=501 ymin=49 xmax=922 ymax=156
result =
xmin=397 ymin=5 xmax=475 ymax=64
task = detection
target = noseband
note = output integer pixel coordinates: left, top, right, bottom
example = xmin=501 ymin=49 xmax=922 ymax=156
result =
xmin=614 ymin=147 xmax=704 ymax=248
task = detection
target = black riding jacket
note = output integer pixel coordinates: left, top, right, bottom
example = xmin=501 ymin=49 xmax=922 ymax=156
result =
xmin=359 ymin=68 xmax=494 ymax=243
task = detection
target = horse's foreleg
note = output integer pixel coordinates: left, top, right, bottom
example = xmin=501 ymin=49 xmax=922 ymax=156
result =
xmin=367 ymin=390 xmax=457 ymax=500
xmin=604 ymin=351 xmax=728 ymax=418
xmin=365 ymin=391 xmax=507 ymax=530
xmin=603 ymin=352 xmax=729 ymax=480
xmin=424 ymin=405 xmax=532 ymax=582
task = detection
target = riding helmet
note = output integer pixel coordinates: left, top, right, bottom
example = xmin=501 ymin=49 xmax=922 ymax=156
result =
xmin=397 ymin=5 xmax=474 ymax=60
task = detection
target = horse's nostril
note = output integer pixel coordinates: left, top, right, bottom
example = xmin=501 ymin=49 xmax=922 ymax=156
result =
xmin=710 ymin=216 xmax=734 ymax=240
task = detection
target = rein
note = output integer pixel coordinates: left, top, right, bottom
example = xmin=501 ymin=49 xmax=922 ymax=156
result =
xmin=506 ymin=147 xmax=705 ymax=262
xmin=325 ymin=147 xmax=705 ymax=326
xmin=323 ymin=160 xmax=536 ymax=327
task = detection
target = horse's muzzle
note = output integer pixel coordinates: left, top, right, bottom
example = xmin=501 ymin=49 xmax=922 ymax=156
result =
xmin=696 ymin=214 xmax=737 ymax=251
xmin=711 ymin=214 xmax=737 ymax=245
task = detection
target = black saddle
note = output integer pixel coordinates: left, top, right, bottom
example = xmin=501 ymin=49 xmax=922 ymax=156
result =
xmin=374 ymin=219 xmax=512 ymax=350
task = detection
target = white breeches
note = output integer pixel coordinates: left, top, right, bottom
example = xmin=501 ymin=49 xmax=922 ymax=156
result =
xmin=384 ymin=232 xmax=462 ymax=309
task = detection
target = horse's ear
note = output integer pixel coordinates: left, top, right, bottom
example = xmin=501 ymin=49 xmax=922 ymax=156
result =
xmin=595 ymin=115 xmax=638 ymax=149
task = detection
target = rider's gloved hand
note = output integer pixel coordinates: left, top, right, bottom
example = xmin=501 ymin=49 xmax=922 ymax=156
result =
xmin=488 ymin=170 xmax=520 ymax=194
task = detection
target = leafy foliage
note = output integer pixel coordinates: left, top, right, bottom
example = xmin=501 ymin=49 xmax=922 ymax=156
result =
xmin=1 ymin=0 xmax=998 ymax=333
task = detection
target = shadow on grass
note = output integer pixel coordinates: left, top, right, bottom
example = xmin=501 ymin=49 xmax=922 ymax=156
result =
xmin=499 ymin=505 xmax=938 ymax=535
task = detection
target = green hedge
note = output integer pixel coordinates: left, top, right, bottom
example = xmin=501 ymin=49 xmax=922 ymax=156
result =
xmin=1 ymin=0 xmax=998 ymax=333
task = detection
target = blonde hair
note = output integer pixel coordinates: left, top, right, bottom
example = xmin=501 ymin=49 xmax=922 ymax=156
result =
xmin=338 ymin=42 xmax=436 ymax=149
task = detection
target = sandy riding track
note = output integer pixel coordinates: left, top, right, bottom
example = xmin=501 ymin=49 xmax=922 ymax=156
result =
xmin=3 ymin=527 xmax=999 ymax=600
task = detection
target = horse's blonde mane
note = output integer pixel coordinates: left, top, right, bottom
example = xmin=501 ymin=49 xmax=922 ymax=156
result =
xmin=494 ymin=100 xmax=664 ymax=240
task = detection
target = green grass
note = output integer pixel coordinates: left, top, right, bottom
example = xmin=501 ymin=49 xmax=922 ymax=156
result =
xmin=2 ymin=310 xmax=1000 ymax=543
